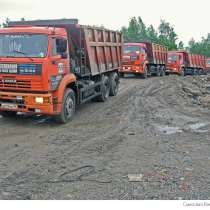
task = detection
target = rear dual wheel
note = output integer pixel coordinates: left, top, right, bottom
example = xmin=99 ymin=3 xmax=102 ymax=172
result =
xmin=95 ymin=75 xmax=110 ymax=102
xmin=109 ymin=72 xmax=119 ymax=96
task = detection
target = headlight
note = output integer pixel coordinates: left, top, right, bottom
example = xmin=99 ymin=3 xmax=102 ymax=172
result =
xmin=35 ymin=97 xmax=44 ymax=104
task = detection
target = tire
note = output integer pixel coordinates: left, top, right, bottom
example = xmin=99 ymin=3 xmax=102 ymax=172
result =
xmin=156 ymin=66 xmax=161 ymax=77
xmin=55 ymin=88 xmax=76 ymax=124
xmin=194 ymin=69 xmax=198 ymax=76
xmin=180 ymin=68 xmax=185 ymax=76
xmin=160 ymin=66 xmax=165 ymax=76
xmin=109 ymin=72 xmax=119 ymax=96
xmin=0 ymin=111 xmax=17 ymax=118
xmin=95 ymin=75 xmax=110 ymax=102
xmin=142 ymin=66 xmax=148 ymax=79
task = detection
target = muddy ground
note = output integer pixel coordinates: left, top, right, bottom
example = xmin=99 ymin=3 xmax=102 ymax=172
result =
xmin=0 ymin=74 xmax=210 ymax=200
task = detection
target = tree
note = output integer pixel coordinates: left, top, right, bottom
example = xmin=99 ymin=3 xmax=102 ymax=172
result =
xmin=178 ymin=41 xmax=184 ymax=50
xmin=187 ymin=35 xmax=210 ymax=57
xmin=158 ymin=20 xmax=178 ymax=50
xmin=147 ymin=25 xmax=158 ymax=43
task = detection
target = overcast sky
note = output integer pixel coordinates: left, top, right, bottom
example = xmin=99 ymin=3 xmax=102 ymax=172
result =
xmin=0 ymin=0 xmax=209 ymax=44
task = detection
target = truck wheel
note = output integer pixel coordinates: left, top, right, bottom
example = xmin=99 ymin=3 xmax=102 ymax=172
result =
xmin=0 ymin=111 xmax=17 ymax=118
xmin=109 ymin=72 xmax=119 ymax=96
xmin=96 ymin=75 xmax=110 ymax=102
xmin=55 ymin=88 xmax=76 ymax=124
xmin=160 ymin=66 xmax=165 ymax=76
xmin=142 ymin=66 xmax=148 ymax=79
xmin=157 ymin=67 xmax=161 ymax=77
xmin=180 ymin=68 xmax=185 ymax=76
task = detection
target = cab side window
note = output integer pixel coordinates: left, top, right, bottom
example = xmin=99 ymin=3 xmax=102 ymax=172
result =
xmin=52 ymin=38 xmax=67 ymax=56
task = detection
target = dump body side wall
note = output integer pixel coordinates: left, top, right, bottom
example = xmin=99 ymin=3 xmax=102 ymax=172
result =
xmin=67 ymin=25 xmax=122 ymax=77
xmin=145 ymin=43 xmax=168 ymax=65
xmin=188 ymin=53 xmax=206 ymax=69
xmin=83 ymin=26 xmax=122 ymax=76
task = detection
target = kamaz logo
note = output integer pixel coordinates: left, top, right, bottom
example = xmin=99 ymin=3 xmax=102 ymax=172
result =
xmin=2 ymin=79 xmax=17 ymax=83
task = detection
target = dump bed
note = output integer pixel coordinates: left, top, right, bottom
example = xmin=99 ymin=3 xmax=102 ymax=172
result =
xmin=8 ymin=19 xmax=123 ymax=77
xmin=188 ymin=53 xmax=206 ymax=69
xmin=144 ymin=43 xmax=168 ymax=65
xmin=67 ymin=24 xmax=123 ymax=76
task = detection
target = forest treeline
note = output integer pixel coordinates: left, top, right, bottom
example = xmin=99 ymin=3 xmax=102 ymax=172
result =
xmin=121 ymin=17 xmax=210 ymax=57
xmin=0 ymin=17 xmax=209 ymax=57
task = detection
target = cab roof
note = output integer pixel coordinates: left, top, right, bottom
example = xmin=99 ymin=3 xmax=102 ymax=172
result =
xmin=0 ymin=26 xmax=67 ymax=36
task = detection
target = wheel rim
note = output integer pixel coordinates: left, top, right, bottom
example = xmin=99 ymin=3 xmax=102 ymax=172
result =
xmin=65 ymin=96 xmax=74 ymax=119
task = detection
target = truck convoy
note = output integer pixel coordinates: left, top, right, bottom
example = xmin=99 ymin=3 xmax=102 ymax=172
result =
xmin=120 ymin=42 xmax=168 ymax=78
xmin=167 ymin=51 xmax=207 ymax=76
xmin=0 ymin=19 xmax=123 ymax=123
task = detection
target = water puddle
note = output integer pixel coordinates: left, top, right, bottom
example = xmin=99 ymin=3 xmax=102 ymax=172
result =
xmin=157 ymin=125 xmax=183 ymax=135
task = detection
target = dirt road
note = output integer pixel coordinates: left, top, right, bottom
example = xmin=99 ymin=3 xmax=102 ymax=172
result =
xmin=0 ymin=75 xmax=210 ymax=200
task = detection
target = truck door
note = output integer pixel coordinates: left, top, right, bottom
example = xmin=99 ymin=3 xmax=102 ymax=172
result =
xmin=51 ymin=37 xmax=69 ymax=76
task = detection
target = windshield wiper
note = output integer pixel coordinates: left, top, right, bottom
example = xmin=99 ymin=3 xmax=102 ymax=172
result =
xmin=11 ymin=50 xmax=34 ymax=61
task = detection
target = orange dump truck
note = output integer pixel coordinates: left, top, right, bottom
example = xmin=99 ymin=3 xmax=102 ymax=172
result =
xmin=120 ymin=42 xmax=168 ymax=78
xmin=0 ymin=19 xmax=122 ymax=123
xmin=167 ymin=51 xmax=207 ymax=76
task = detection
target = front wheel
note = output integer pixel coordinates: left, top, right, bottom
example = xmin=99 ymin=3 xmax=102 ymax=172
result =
xmin=142 ymin=66 xmax=148 ymax=79
xmin=180 ymin=68 xmax=185 ymax=76
xmin=55 ymin=88 xmax=76 ymax=124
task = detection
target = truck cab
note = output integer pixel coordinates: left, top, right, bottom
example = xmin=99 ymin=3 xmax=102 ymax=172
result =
xmin=0 ymin=26 xmax=75 ymax=117
xmin=167 ymin=51 xmax=185 ymax=75
xmin=120 ymin=43 xmax=147 ymax=76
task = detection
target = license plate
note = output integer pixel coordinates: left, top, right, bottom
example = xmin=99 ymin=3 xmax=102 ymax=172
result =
xmin=1 ymin=103 xmax=18 ymax=110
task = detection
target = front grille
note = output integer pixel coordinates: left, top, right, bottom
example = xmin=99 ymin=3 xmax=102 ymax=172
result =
xmin=0 ymin=78 xmax=43 ymax=90
xmin=0 ymin=79 xmax=31 ymax=89
xmin=123 ymin=61 xmax=135 ymax=65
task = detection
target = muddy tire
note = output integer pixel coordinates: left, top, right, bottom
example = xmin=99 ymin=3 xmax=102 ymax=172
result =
xmin=109 ymin=72 xmax=119 ymax=96
xmin=160 ymin=66 xmax=165 ymax=76
xmin=0 ymin=111 xmax=17 ymax=118
xmin=156 ymin=67 xmax=161 ymax=77
xmin=54 ymin=88 xmax=76 ymax=124
xmin=95 ymin=75 xmax=110 ymax=102
xmin=142 ymin=66 xmax=148 ymax=79
xmin=180 ymin=68 xmax=185 ymax=76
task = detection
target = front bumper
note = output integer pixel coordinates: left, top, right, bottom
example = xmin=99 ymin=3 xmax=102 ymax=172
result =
xmin=166 ymin=66 xmax=179 ymax=73
xmin=120 ymin=65 xmax=144 ymax=74
xmin=0 ymin=91 xmax=57 ymax=115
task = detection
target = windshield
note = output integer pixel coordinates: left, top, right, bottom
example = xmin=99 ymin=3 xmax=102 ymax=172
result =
xmin=124 ymin=45 xmax=144 ymax=54
xmin=207 ymin=60 xmax=210 ymax=65
xmin=168 ymin=54 xmax=179 ymax=62
xmin=0 ymin=34 xmax=48 ymax=58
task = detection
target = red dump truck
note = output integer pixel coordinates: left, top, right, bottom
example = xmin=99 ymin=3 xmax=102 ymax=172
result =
xmin=120 ymin=42 xmax=168 ymax=78
xmin=0 ymin=19 xmax=122 ymax=123
xmin=167 ymin=51 xmax=207 ymax=76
